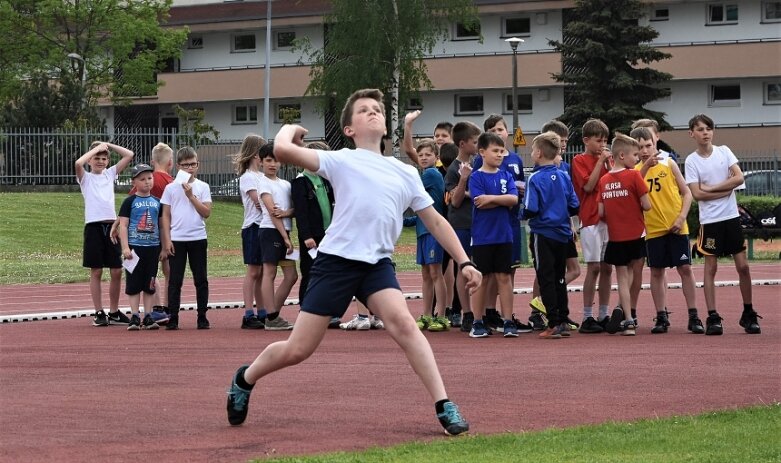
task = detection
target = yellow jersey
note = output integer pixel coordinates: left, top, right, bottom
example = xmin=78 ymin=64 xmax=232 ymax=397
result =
xmin=635 ymin=159 xmax=688 ymax=239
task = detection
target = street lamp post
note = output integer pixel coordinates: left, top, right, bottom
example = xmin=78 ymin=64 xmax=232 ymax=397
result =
xmin=67 ymin=53 xmax=87 ymax=110
xmin=504 ymin=37 xmax=527 ymax=264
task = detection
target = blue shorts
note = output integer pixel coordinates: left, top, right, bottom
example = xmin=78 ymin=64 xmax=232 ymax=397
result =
xmin=510 ymin=220 xmax=522 ymax=267
xmin=454 ymin=228 xmax=472 ymax=258
xmin=300 ymin=252 xmax=401 ymax=317
xmin=259 ymin=228 xmax=288 ymax=264
xmin=416 ymin=234 xmax=444 ymax=265
xmin=241 ymin=224 xmax=263 ymax=266
xmin=646 ymin=233 xmax=691 ymax=268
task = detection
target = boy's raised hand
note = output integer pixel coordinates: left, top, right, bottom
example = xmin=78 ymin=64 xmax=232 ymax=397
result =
xmin=458 ymin=161 xmax=472 ymax=178
xmin=404 ymin=110 xmax=421 ymax=126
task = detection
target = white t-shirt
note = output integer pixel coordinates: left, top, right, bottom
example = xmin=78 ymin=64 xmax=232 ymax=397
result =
xmin=684 ymin=145 xmax=740 ymax=225
xmin=78 ymin=165 xmax=118 ymax=223
xmin=315 ymin=148 xmax=433 ymax=264
xmin=259 ymin=176 xmax=293 ymax=231
xmin=239 ymin=171 xmax=264 ymax=229
xmin=160 ymin=178 xmax=212 ymax=241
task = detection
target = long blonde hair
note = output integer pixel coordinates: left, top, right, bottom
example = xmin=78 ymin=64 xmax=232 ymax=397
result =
xmin=233 ymin=133 xmax=266 ymax=175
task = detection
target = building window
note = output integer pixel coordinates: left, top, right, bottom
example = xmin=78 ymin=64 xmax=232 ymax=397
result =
xmin=709 ymin=84 xmax=740 ymax=107
xmin=231 ymin=34 xmax=256 ymax=52
xmin=233 ymin=104 xmax=258 ymax=124
xmin=503 ymin=93 xmax=533 ymax=114
xmin=274 ymin=102 xmax=301 ymax=123
xmin=275 ymin=31 xmax=296 ymax=49
xmin=707 ymin=3 xmax=738 ymax=25
xmin=762 ymin=2 xmax=781 ymax=22
xmin=455 ymin=94 xmax=484 ymax=115
xmin=651 ymin=8 xmax=670 ymax=21
xmin=502 ymin=17 xmax=531 ymax=37
xmin=188 ymin=36 xmax=203 ymax=49
xmin=764 ymin=82 xmax=781 ymax=104
xmin=406 ymin=97 xmax=423 ymax=110
xmin=452 ymin=21 xmax=480 ymax=40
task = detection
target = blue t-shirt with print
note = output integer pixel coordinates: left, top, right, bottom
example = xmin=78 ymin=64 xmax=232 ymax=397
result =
xmin=119 ymin=194 xmax=162 ymax=247
xmin=473 ymin=150 xmax=524 ymax=221
xmin=470 ymin=169 xmax=517 ymax=245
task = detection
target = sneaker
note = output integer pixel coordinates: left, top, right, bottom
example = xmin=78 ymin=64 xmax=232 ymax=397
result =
xmin=150 ymin=307 xmax=169 ymax=325
xmin=605 ymin=307 xmax=625 ymax=334
xmin=165 ymin=317 xmax=179 ymax=330
xmin=197 ymin=315 xmax=210 ymax=330
xmin=688 ymin=316 xmax=705 ymax=334
xmin=328 ymin=316 xmax=341 ymax=329
xmin=705 ymin=312 xmax=723 ymax=336
xmin=92 ymin=310 xmax=109 ymax=327
xmin=528 ymin=296 xmax=547 ymax=314
xmin=598 ymin=315 xmax=611 ymax=331
xmin=469 ymin=320 xmax=490 ymax=338
xmin=127 ymin=314 xmax=141 ymax=331
xmin=553 ymin=323 xmax=571 ymax=337
xmin=511 ymin=314 xmax=533 ymax=333
xmin=107 ymin=310 xmax=131 ymax=325
xmin=565 ymin=317 xmax=580 ymax=330
xmin=241 ymin=315 xmax=264 ymax=329
xmin=416 ymin=315 xmax=433 ymax=330
xmin=651 ymin=311 xmax=670 ymax=334
xmin=460 ymin=312 xmax=474 ymax=333
xmin=503 ymin=320 xmax=518 ymax=337
xmin=142 ymin=314 xmax=159 ymax=330
xmin=340 ymin=315 xmax=370 ymax=330
xmin=620 ymin=320 xmax=636 ymax=336
xmin=436 ymin=401 xmax=469 ymax=436
xmin=739 ymin=310 xmax=762 ymax=334
xmin=483 ymin=310 xmax=504 ymax=332
xmin=579 ymin=316 xmax=603 ymax=334
xmin=528 ymin=311 xmax=547 ymax=331
xmin=538 ymin=327 xmax=561 ymax=339
xmin=226 ymin=365 xmax=252 ymax=426
xmin=446 ymin=308 xmax=462 ymax=328
xmin=264 ymin=315 xmax=294 ymax=331
xmin=428 ymin=315 xmax=450 ymax=332
xmin=370 ymin=316 xmax=384 ymax=330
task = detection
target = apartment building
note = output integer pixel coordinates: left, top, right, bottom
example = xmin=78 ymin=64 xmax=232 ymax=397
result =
xmin=100 ymin=0 xmax=781 ymax=155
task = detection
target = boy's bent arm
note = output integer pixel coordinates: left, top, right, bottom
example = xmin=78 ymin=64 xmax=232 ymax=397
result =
xmin=262 ymin=193 xmax=293 ymax=253
xmin=640 ymin=193 xmax=652 ymax=211
xmin=403 ymin=111 xmax=420 ymax=165
xmin=118 ymin=217 xmax=131 ymax=259
xmin=418 ymin=206 xmax=482 ymax=292
xmin=74 ymin=142 xmax=108 ymax=181
xmin=160 ymin=205 xmax=173 ymax=256
xmin=583 ymin=150 xmax=611 ymax=193
xmin=671 ymin=162 xmax=692 ymax=233
xmin=107 ymin=143 xmax=135 ymax=174
xmin=688 ymin=182 xmax=732 ymax=201
xmin=702 ymin=164 xmax=745 ymax=193
xmin=274 ymin=125 xmax=320 ymax=172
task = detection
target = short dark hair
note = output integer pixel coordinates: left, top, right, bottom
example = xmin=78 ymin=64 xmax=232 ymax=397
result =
xmin=541 ymin=120 xmax=569 ymax=138
xmin=177 ymin=146 xmax=197 ymax=163
xmin=629 ymin=127 xmax=653 ymax=142
xmin=434 ymin=121 xmax=453 ymax=134
xmin=478 ymin=132 xmax=505 ymax=151
xmin=688 ymin=114 xmax=714 ymax=130
xmin=452 ymin=121 xmax=481 ymax=146
xmin=259 ymin=141 xmax=275 ymax=160
xmin=582 ymin=119 xmax=609 ymax=139
xmin=439 ymin=143 xmax=458 ymax=168
xmin=483 ymin=114 xmax=506 ymax=132
xmin=340 ymin=88 xmax=385 ymax=133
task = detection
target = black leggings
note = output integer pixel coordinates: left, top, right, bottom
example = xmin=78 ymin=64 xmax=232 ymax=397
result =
xmin=167 ymin=239 xmax=209 ymax=316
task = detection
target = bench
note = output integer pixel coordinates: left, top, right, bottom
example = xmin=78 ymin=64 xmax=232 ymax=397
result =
xmin=743 ymin=227 xmax=781 ymax=260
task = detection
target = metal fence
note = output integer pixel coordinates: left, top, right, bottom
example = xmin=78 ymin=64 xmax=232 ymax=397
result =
xmin=1 ymin=129 xmax=778 ymax=196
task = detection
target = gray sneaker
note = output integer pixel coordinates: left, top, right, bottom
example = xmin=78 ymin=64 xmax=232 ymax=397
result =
xmin=264 ymin=315 xmax=294 ymax=331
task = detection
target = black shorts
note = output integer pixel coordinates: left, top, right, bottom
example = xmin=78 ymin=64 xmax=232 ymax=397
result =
xmin=646 ymin=233 xmax=691 ymax=268
xmin=697 ymin=217 xmax=745 ymax=257
xmin=125 ymin=245 xmax=160 ymax=295
xmin=241 ymin=224 xmax=263 ymax=266
xmin=472 ymin=243 xmax=512 ymax=275
xmin=259 ymin=228 xmax=289 ymax=264
xmin=604 ymin=238 xmax=646 ymax=267
xmin=566 ymin=238 xmax=578 ymax=259
xmin=82 ymin=222 xmax=122 ymax=269
xmin=300 ymin=252 xmax=401 ymax=317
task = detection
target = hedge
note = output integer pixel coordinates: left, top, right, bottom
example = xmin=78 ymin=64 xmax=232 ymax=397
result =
xmin=687 ymin=194 xmax=781 ymax=236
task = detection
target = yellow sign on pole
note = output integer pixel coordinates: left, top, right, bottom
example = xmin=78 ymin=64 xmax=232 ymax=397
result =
xmin=513 ymin=127 xmax=526 ymax=146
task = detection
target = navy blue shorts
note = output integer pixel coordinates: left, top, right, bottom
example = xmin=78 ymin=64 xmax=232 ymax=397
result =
xmin=300 ymin=252 xmax=401 ymax=317
xmin=125 ymin=245 xmax=160 ymax=295
xmin=510 ymin=220 xmax=522 ymax=267
xmin=241 ymin=224 xmax=263 ymax=266
xmin=604 ymin=238 xmax=646 ymax=267
xmin=416 ymin=234 xmax=443 ymax=265
xmin=259 ymin=228 xmax=288 ymax=264
xmin=646 ymin=233 xmax=691 ymax=268
xmin=454 ymin=228 xmax=472 ymax=258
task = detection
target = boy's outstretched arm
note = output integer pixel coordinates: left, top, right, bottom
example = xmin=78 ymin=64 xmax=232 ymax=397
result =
xmin=403 ymin=110 xmax=421 ymax=166
xmin=418 ymin=206 xmax=482 ymax=293
xmin=274 ymin=124 xmax=319 ymax=172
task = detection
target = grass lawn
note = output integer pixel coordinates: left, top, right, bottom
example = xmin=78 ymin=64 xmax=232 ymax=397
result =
xmin=0 ymin=192 xmax=417 ymax=284
xmin=258 ymin=405 xmax=780 ymax=463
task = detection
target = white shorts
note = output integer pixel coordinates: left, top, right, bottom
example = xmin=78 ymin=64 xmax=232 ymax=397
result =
xmin=580 ymin=222 xmax=608 ymax=263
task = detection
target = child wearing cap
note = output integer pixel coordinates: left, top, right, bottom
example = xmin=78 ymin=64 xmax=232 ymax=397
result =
xmin=118 ymin=164 xmax=164 ymax=330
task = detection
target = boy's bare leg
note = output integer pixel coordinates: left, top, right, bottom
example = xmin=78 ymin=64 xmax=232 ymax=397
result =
xmin=242 ymin=264 xmax=262 ymax=310
xmin=470 ymin=281 xmax=487 ymax=321
xmin=733 ymin=251 xmax=752 ymax=304
xmin=368 ymin=289 xmax=447 ymax=402
xmin=484 ymin=274 xmax=498 ymax=313
xmin=581 ymin=262 xmax=600 ymax=312
xmin=128 ymin=293 xmax=141 ymax=314
xmin=650 ymin=267 xmax=667 ymax=312
xmin=597 ymin=262 xmax=613 ymax=308
xmin=244 ymin=312 xmax=331 ymax=383
xmin=443 ymin=261 xmax=455 ymax=308
xmin=614 ymin=265 xmax=631 ymax=317
xmin=676 ymin=264 xmax=697 ymax=309
xmin=89 ymin=268 xmax=104 ymax=310
xmin=429 ymin=264 xmax=446 ymax=316
xmin=703 ymin=255 xmax=718 ymax=310
xmin=273 ymin=265 xmax=298 ymax=312
xmin=565 ymin=258 xmax=581 ymax=285
xmin=261 ymin=263 xmax=278 ymax=313
xmin=532 ymin=277 xmax=540 ymax=299
xmin=109 ymin=268 xmax=122 ymax=312
xmin=629 ymin=259 xmax=644 ymax=313
xmin=455 ymin=270 xmax=472 ymax=313
xmin=496 ymin=273 xmax=513 ymax=320
xmin=142 ymin=292 xmax=155 ymax=315
xmin=421 ymin=265 xmax=434 ymax=316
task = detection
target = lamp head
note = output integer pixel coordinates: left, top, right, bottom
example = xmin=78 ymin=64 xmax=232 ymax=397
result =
xmin=504 ymin=37 xmax=524 ymax=52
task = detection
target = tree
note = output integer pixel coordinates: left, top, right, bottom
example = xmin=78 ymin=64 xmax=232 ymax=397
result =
xmin=549 ymin=0 xmax=673 ymax=138
xmin=0 ymin=0 xmax=187 ymax=127
xmin=296 ymin=0 xmax=479 ymax=154
xmin=174 ymin=105 xmax=220 ymax=148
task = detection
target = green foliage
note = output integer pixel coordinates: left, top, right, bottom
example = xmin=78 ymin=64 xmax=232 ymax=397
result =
xmin=0 ymin=0 xmax=188 ymax=127
xmin=296 ymin=0 xmax=478 ymax=128
xmin=173 ymin=105 xmax=220 ymax=147
xmin=550 ymin=0 xmax=673 ymax=137
xmin=688 ymin=195 xmax=781 ymax=236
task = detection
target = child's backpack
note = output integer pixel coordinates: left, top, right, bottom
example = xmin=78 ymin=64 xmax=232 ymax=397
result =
xmin=737 ymin=204 xmax=761 ymax=229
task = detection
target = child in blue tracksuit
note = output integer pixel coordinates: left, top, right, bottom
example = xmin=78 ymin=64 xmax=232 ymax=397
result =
xmin=523 ymin=132 xmax=580 ymax=339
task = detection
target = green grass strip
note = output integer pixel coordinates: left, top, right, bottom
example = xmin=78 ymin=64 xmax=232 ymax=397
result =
xmin=258 ymin=405 xmax=780 ymax=463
